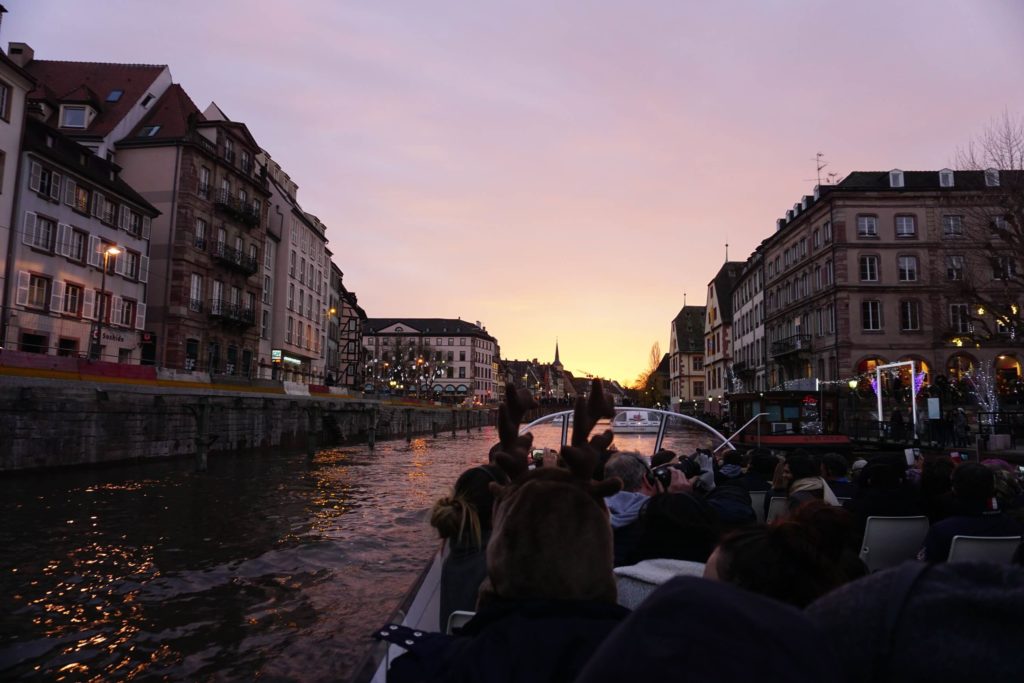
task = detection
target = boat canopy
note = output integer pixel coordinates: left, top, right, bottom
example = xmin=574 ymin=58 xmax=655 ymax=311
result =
xmin=520 ymin=407 xmax=735 ymax=456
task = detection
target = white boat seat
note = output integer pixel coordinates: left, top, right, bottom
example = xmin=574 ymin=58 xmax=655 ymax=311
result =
xmin=858 ymin=515 xmax=929 ymax=573
xmin=446 ymin=610 xmax=475 ymax=634
xmin=750 ymin=491 xmax=767 ymax=524
xmin=947 ymin=535 xmax=1022 ymax=564
xmin=765 ymin=496 xmax=788 ymax=523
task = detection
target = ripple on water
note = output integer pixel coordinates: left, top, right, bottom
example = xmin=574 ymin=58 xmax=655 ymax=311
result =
xmin=0 ymin=428 xmax=497 ymax=682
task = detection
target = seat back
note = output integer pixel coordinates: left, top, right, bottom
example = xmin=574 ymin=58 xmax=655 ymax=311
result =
xmin=858 ymin=515 xmax=930 ymax=572
xmin=947 ymin=535 xmax=1022 ymax=564
xmin=446 ymin=610 xmax=475 ymax=634
xmin=765 ymin=496 xmax=788 ymax=524
xmin=750 ymin=490 xmax=768 ymax=524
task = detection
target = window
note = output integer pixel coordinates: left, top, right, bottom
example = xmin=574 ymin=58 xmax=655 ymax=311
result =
xmin=862 ymin=300 xmax=882 ymax=331
xmin=224 ymin=138 xmax=234 ymax=163
xmin=69 ymin=229 xmax=86 ymax=262
xmin=939 ymin=169 xmax=954 ymax=187
xmin=73 ymin=184 xmax=90 ymax=213
xmin=898 ymin=255 xmax=918 ymax=282
xmin=859 ymin=255 xmax=878 ymax=281
xmin=262 ymin=310 xmax=270 ymax=339
xmin=139 ymin=125 xmax=160 ymax=137
xmin=985 ymin=168 xmax=1000 ymax=187
xmin=24 ymin=274 xmax=49 ymax=309
xmin=900 ymin=300 xmax=920 ymax=331
xmin=63 ymin=283 xmax=82 ymax=316
xmin=694 ymin=381 xmax=704 ymax=397
xmin=889 ymin=170 xmax=904 ymax=188
xmin=199 ymin=167 xmax=210 ymax=198
xmin=195 ymin=217 xmax=207 ymax=248
xmin=120 ymin=299 xmax=136 ymax=327
xmin=106 ymin=89 xmax=123 ymax=102
xmin=288 ymin=283 xmax=294 ymax=310
xmin=812 ymin=229 xmax=820 ymax=249
xmin=124 ymin=250 xmax=140 ymax=280
xmin=189 ymin=274 xmax=203 ymax=312
xmin=263 ymin=276 xmax=272 ymax=305
xmin=61 ymin=105 xmax=87 ymax=128
xmin=459 ymin=350 xmax=466 ymax=361
xmin=289 ymin=250 xmax=296 ymax=277
xmin=459 ymin=367 xmax=466 ymax=378
xmin=241 ymin=151 xmax=252 ymax=174
xmin=299 ymin=257 xmax=306 ymax=284
xmin=693 ymin=357 xmax=704 ymax=370
xmin=127 ymin=210 xmax=143 ymax=236
xmin=991 ymin=216 xmax=1008 ymax=236
xmin=947 ymin=255 xmax=965 ymax=280
xmin=950 ymin=304 xmax=970 ymax=334
xmin=0 ymin=80 xmax=11 ymax=121
xmin=24 ymin=214 xmax=56 ymax=251
xmin=895 ymin=215 xmax=916 ymax=238
xmin=857 ymin=215 xmax=878 ymax=237
xmin=141 ymin=93 xmax=155 ymax=108
xmin=994 ymin=257 xmax=1017 ymax=280
xmin=823 ymin=221 xmax=832 ymax=244
xmin=943 ymin=215 xmax=963 ymax=237
xmin=287 ymin=317 xmax=294 ymax=344
xmin=29 ymin=161 xmax=61 ymax=200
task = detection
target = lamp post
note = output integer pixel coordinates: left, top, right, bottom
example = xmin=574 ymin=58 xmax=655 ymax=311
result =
xmin=90 ymin=246 xmax=121 ymax=361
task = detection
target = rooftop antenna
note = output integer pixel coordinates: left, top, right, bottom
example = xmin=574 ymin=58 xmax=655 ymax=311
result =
xmin=725 ymin=241 xmax=729 ymax=262
xmin=683 ymin=291 xmax=687 ymax=307
xmin=803 ymin=153 xmax=830 ymax=186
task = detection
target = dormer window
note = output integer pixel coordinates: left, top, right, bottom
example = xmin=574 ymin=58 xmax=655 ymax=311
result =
xmin=813 ymin=185 xmax=820 ymax=200
xmin=139 ymin=125 xmax=161 ymax=137
xmin=939 ymin=169 xmax=954 ymax=188
xmin=140 ymin=93 xmax=155 ymax=108
xmin=60 ymin=105 xmax=88 ymax=128
xmin=985 ymin=168 xmax=1000 ymax=187
xmin=889 ymin=170 xmax=904 ymax=188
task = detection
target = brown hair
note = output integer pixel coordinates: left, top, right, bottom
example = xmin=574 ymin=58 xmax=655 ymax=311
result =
xmin=430 ymin=465 xmax=506 ymax=548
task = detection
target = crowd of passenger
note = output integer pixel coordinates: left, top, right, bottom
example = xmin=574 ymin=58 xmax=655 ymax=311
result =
xmin=376 ymin=383 xmax=1024 ymax=682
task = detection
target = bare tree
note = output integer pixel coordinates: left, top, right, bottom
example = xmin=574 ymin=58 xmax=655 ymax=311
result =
xmin=944 ymin=113 xmax=1024 ymax=346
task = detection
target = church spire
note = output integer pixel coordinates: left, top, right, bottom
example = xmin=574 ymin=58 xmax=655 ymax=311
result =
xmin=553 ymin=339 xmax=562 ymax=368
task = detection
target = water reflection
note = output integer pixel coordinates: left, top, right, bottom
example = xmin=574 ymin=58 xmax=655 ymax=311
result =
xmin=0 ymin=429 xmax=497 ymax=681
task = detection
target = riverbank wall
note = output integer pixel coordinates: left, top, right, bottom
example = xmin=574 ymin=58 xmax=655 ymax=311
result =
xmin=0 ymin=375 xmax=495 ymax=472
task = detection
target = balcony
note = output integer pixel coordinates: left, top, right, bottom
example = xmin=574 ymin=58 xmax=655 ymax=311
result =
xmin=188 ymin=298 xmax=204 ymax=313
xmin=770 ymin=334 xmax=812 ymax=359
xmin=211 ymin=241 xmax=259 ymax=276
xmin=213 ymin=189 xmax=260 ymax=228
xmin=732 ymin=360 xmax=754 ymax=376
xmin=208 ymin=299 xmax=255 ymax=327
xmin=189 ymin=133 xmax=217 ymax=156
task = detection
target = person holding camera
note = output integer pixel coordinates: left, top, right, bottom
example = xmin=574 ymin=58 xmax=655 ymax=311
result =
xmin=603 ymin=452 xmax=693 ymax=566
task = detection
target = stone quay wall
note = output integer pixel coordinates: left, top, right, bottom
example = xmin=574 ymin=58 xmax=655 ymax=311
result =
xmin=0 ymin=379 xmax=495 ymax=472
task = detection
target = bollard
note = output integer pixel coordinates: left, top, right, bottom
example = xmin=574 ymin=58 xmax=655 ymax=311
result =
xmin=432 ymin=420 xmax=438 ymax=437
xmin=406 ymin=409 xmax=412 ymax=443
xmin=452 ymin=410 xmax=457 ymax=437
xmin=306 ymin=404 xmax=319 ymax=459
xmin=194 ymin=397 xmax=209 ymax=472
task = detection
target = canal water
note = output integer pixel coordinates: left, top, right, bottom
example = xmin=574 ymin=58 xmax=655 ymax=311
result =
xmin=0 ymin=429 xmax=497 ymax=682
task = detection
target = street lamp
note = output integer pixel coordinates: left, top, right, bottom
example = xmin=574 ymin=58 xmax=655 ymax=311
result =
xmin=90 ymin=246 xmax=121 ymax=361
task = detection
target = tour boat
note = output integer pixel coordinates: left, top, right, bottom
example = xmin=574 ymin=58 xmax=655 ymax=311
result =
xmin=353 ymin=408 xmax=734 ymax=681
xmin=611 ymin=409 xmax=663 ymax=434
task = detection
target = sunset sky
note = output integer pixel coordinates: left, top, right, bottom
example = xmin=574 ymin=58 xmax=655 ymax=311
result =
xmin=9 ymin=1 xmax=1024 ymax=384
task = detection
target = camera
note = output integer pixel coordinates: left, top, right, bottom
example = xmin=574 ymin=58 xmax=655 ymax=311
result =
xmin=651 ymin=454 xmax=703 ymax=489
xmin=531 ymin=449 xmax=545 ymax=466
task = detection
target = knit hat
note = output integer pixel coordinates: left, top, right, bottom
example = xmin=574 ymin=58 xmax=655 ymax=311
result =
xmin=575 ymin=576 xmax=839 ymax=683
xmin=806 ymin=561 xmax=1024 ymax=682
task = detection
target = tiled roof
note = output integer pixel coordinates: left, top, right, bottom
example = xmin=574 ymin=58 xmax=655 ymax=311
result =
xmin=25 ymin=60 xmax=167 ymax=138
xmin=24 ymin=117 xmax=158 ymax=215
xmin=711 ymin=262 xmax=743 ymax=324
xmin=364 ymin=318 xmax=495 ymax=340
xmin=122 ymin=83 xmax=201 ymax=141
xmin=672 ymin=305 xmax=705 ymax=354
xmin=835 ymin=170 xmax=1020 ymax=192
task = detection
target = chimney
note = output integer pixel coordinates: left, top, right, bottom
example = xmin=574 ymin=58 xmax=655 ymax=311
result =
xmin=8 ymin=42 xmax=33 ymax=67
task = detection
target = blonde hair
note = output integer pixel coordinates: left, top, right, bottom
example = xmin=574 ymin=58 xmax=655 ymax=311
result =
xmin=431 ymin=493 xmax=483 ymax=548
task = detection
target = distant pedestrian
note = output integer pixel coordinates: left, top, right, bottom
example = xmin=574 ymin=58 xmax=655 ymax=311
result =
xmin=890 ymin=408 xmax=905 ymax=442
xmin=954 ymin=408 xmax=969 ymax=447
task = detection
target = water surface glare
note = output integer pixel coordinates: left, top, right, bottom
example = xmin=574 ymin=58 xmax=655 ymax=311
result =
xmin=0 ymin=430 xmax=495 ymax=681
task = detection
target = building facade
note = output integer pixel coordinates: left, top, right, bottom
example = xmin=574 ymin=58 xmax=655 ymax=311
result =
xmin=668 ymin=305 xmax=706 ymax=412
xmin=363 ymin=318 xmax=497 ymax=402
xmin=762 ymin=169 xmax=1022 ymax=396
xmin=115 ymin=94 xmax=269 ymax=376
xmin=731 ymin=248 xmax=767 ymax=392
xmin=0 ymin=49 xmax=34 ymax=345
xmin=4 ymin=118 xmax=157 ymax=360
xmin=704 ymin=262 xmax=742 ymax=415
